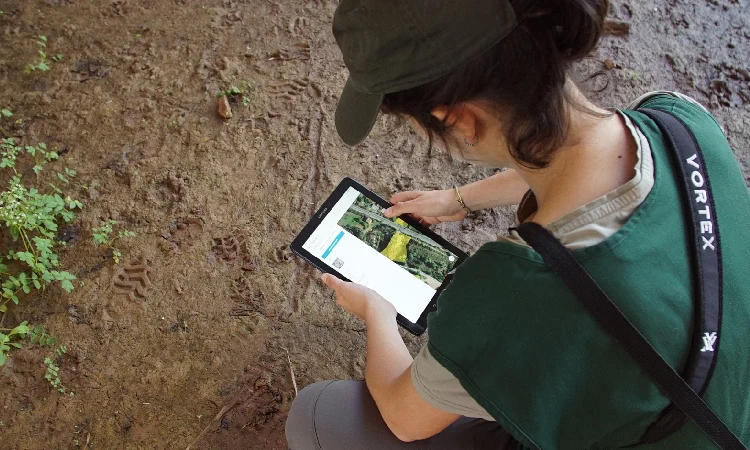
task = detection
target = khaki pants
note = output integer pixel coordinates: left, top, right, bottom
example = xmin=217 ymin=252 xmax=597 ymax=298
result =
xmin=285 ymin=380 xmax=519 ymax=450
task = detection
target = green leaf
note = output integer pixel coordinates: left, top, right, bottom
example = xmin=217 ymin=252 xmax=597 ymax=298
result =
xmin=1 ymin=109 xmax=12 ymax=118
xmin=10 ymin=322 xmax=29 ymax=337
xmin=60 ymin=279 xmax=74 ymax=293
xmin=9 ymin=342 xmax=22 ymax=349
xmin=0 ymin=354 xmax=6 ymax=366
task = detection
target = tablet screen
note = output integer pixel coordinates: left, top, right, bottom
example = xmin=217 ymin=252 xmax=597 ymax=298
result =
xmin=302 ymin=187 xmax=460 ymax=323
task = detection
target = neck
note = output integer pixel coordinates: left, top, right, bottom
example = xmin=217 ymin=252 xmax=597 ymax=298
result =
xmin=510 ymin=87 xmax=637 ymax=225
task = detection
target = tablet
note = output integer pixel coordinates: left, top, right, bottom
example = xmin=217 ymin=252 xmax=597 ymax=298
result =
xmin=291 ymin=178 xmax=468 ymax=335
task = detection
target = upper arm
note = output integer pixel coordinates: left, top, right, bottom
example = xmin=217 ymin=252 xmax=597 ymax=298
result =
xmin=373 ymin=364 xmax=461 ymax=442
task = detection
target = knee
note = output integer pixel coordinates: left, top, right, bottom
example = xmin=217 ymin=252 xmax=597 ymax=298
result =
xmin=286 ymin=381 xmax=334 ymax=450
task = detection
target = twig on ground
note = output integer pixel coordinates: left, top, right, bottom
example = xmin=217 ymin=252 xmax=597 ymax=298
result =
xmin=185 ymin=385 xmax=253 ymax=450
xmin=282 ymin=346 xmax=298 ymax=397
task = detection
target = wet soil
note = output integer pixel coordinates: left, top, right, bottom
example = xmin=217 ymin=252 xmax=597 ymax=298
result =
xmin=0 ymin=0 xmax=747 ymax=448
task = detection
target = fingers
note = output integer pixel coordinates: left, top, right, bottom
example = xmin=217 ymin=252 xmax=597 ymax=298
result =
xmin=385 ymin=198 xmax=426 ymax=218
xmin=389 ymin=191 xmax=422 ymax=204
xmin=385 ymin=192 xmax=425 ymax=218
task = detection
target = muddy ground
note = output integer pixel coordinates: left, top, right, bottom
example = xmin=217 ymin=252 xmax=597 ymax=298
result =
xmin=0 ymin=0 xmax=747 ymax=449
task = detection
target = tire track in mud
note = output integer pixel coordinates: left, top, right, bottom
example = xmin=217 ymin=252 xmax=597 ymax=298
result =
xmin=285 ymin=106 xmax=329 ymax=313
xmin=300 ymin=106 xmax=329 ymax=213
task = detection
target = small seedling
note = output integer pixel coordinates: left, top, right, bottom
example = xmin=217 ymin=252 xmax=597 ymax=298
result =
xmin=1 ymin=108 xmax=11 ymax=118
xmin=51 ymin=54 xmax=64 ymax=63
xmin=217 ymin=80 xmax=255 ymax=107
xmin=28 ymin=324 xmax=57 ymax=347
xmin=26 ymin=35 xmax=51 ymax=73
xmin=44 ymin=345 xmax=68 ymax=394
xmin=92 ymin=219 xmax=135 ymax=263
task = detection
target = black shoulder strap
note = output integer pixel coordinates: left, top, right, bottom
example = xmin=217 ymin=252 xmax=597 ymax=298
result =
xmin=636 ymin=108 xmax=724 ymax=443
xmin=514 ymin=109 xmax=744 ymax=449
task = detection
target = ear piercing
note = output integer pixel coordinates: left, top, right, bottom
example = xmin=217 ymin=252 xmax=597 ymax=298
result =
xmin=464 ymin=136 xmax=480 ymax=147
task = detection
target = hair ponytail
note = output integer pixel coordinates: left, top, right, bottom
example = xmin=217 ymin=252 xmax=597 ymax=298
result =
xmin=514 ymin=0 xmax=609 ymax=61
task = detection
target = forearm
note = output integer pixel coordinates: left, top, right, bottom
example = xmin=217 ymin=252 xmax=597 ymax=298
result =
xmin=460 ymin=169 xmax=529 ymax=211
xmin=364 ymin=311 xmax=413 ymax=412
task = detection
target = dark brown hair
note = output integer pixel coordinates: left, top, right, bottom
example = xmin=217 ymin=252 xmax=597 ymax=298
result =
xmin=381 ymin=0 xmax=610 ymax=168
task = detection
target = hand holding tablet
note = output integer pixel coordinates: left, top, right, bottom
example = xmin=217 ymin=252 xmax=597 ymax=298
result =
xmin=291 ymin=178 xmax=468 ymax=335
xmin=319 ymin=273 xmax=397 ymax=322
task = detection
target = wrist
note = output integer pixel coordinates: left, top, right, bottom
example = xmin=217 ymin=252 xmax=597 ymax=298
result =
xmin=364 ymin=297 xmax=397 ymax=324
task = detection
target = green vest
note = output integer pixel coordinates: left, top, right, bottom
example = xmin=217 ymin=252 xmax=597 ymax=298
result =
xmin=427 ymin=95 xmax=750 ymax=449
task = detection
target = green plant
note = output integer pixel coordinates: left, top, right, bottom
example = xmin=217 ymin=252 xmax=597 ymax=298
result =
xmin=24 ymin=35 xmax=62 ymax=73
xmin=0 ymin=321 xmax=29 ymax=365
xmin=0 ymin=136 xmax=81 ymax=365
xmin=217 ymin=80 xmax=255 ymax=107
xmin=28 ymin=323 xmax=57 ymax=346
xmin=1 ymin=108 xmax=11 ymax=118
xmin=92 ymin=219 xmax=135 ymax=263
xmin=44 ymin=345 xmax=69 ymax=394
xmin=25 ymin=35 xmax=51 ymax=72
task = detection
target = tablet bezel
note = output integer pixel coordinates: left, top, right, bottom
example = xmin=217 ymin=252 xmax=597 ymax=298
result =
xmin=290 ymin=177 xmax=468 ymax=335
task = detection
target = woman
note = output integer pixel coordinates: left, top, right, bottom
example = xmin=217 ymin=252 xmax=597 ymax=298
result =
xmin=285 ymin=0 xmax=750 ymax=448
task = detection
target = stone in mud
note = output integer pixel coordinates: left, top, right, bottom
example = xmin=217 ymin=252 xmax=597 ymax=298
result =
xmin=218 ymin=95 xmax=233 ymax=119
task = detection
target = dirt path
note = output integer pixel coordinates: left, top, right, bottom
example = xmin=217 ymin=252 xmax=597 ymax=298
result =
xmin=0 ymin=0 xmax=747 ymax=448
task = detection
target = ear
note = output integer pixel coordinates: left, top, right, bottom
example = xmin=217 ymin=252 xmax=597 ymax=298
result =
xmin=430 ymin=105 xmax=480 ymax=143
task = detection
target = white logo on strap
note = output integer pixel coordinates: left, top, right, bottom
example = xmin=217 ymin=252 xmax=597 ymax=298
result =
xmin=700 ymin=332 xmax=717 ymax=352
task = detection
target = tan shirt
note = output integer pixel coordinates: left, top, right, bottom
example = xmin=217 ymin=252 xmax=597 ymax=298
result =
xmin=411 ymin=109 xmax=658 ymax=420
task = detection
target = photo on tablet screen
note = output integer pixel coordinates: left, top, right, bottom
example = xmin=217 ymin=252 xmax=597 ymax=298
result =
xmin=299 ymin=186 xmax=461 ymax=324
xmin=336 ymin=195 xmax=457 ymax=289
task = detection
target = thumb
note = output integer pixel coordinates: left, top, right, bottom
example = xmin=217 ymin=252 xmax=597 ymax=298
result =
xmin=321 ymin=273 xmax=348 ymax=292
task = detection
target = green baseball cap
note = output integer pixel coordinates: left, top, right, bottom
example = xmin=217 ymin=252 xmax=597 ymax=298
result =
xmin=333 ymin=0 xmax=518 ymax=146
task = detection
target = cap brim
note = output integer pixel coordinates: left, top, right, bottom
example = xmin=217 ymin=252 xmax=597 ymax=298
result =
xmin=335 ymin=77 xmax=384 ymax=147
